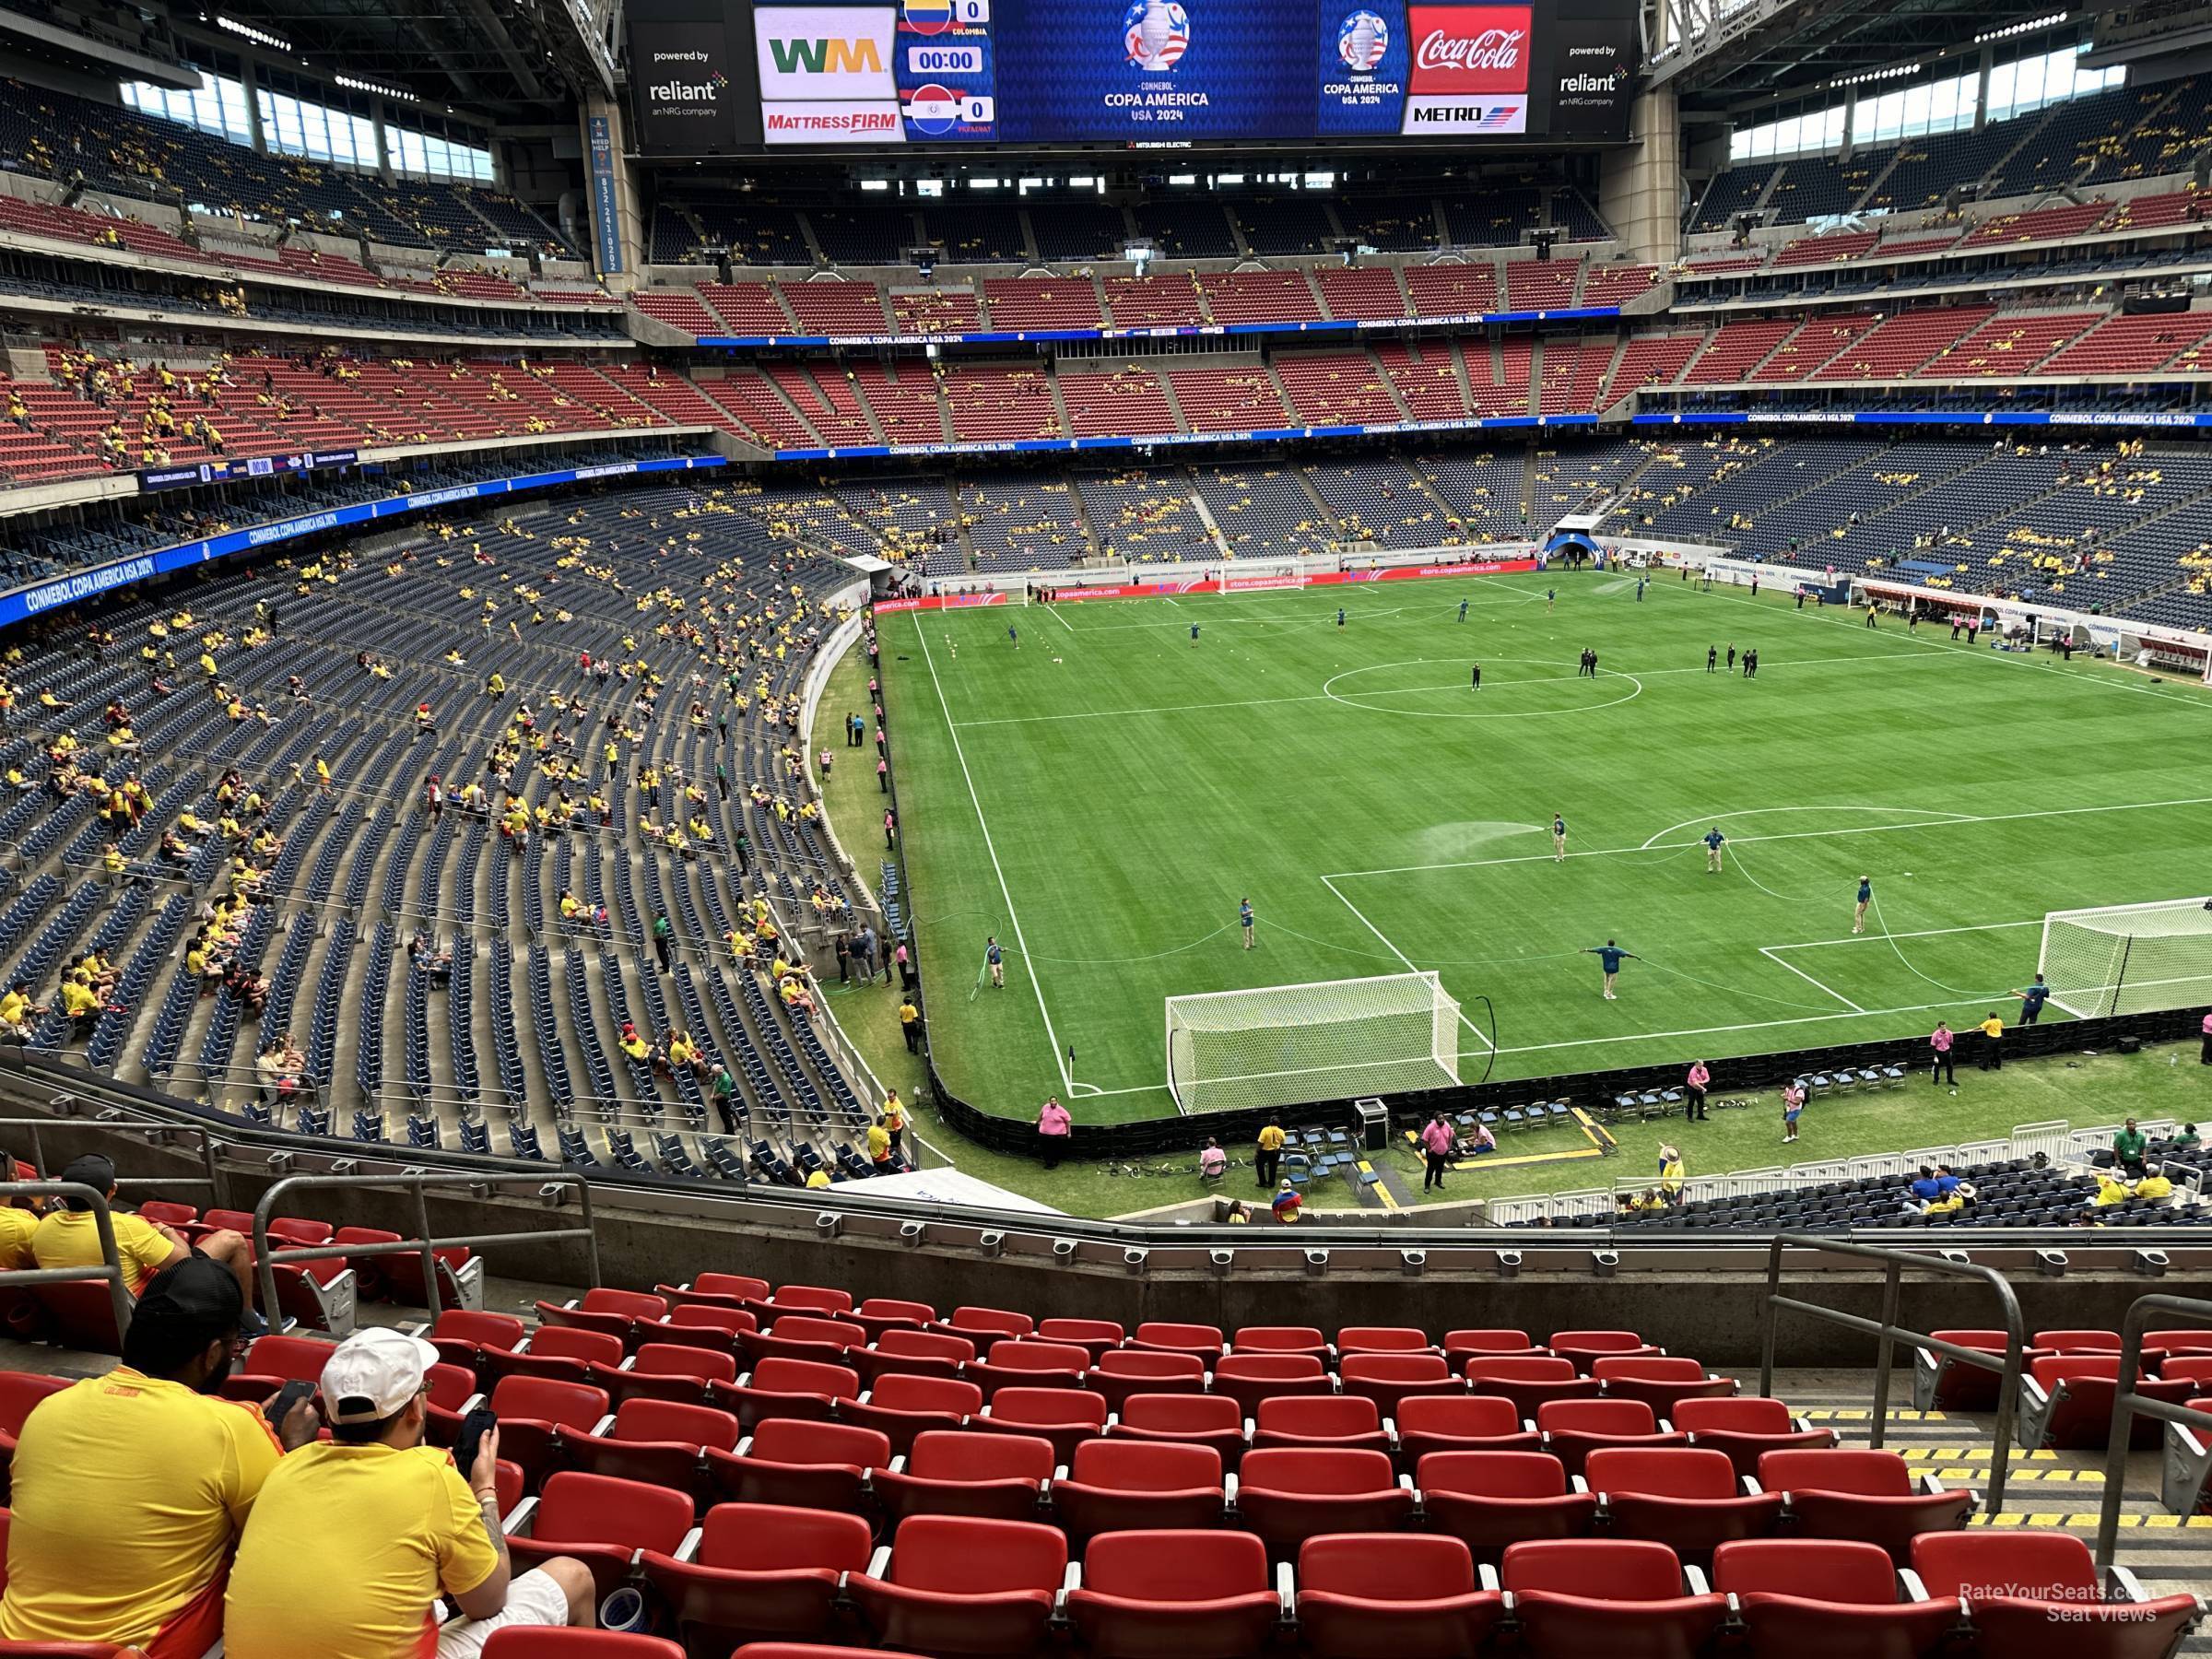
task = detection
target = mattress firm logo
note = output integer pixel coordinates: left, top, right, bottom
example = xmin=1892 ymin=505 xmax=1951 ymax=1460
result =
xmin=647 ymin=48 xmax=729 ymax=104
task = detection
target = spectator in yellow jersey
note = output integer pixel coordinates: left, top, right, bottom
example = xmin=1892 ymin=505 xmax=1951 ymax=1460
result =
xmin=1 ymin=1258 xmax=316 ymax=1653
xmin=224 ymin=1327 xmax=594 ymax=1658
xmin=33 ymin=1154 xmax=257 ymax=1314
xmin=0 ymin=1148 xmax=35 ymax=1268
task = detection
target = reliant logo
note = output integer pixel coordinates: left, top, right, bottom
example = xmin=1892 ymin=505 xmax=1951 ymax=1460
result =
xmin=767 ymin=35 xmax=886 ymax=75
xmin=649 ymin=73 xmax=727 ymax=100
xmin=1414 ymin=26 xmax=1522 ymax=73
xmin=1559 ymin=72 xmax=1618 ymax=91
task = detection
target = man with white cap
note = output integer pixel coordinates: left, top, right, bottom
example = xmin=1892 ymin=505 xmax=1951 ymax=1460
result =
xmin=224 ymin=1326 xmax=593 ymax=1657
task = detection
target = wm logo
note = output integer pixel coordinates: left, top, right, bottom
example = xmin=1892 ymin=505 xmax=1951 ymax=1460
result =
xmin=768 ymin=36 xmax=884 ymax=73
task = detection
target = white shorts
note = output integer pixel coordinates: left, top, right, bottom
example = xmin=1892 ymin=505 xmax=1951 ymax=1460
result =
xmin=434 ymin=1568 xmax=573 ymax=1657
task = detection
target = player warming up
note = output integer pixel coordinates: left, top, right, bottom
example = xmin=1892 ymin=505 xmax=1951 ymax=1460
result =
xmin=1190 ymin=621 xmax=1200 ymax=648
xmin=1240 ymin=897 xmax=1255 ymax=949
xmin=1583 ymin=939 xmax=1639 ymax=999
xmin=1008 ymin=624 xmax=1019 ymax=650
xmin=1853 ymin=876 xmax=1872 ymax=934
xmin=985 ymin=935 xmax=1005 ymax=988
xmin=1471 ymin=663 xmax=1482 ymax=691
xmin=1458 ymin=599 xmax=1469 ymax=623
xmin=1703 ymin=826 xmax=1727 ymax=872
xmin=1551 ymin=812 xmax=1568 ymax=864
xmin=1336 ymin=607 xmax=1346 ymax=629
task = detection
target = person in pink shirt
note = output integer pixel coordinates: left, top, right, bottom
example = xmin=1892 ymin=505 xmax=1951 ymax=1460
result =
xmin=2202 ymin=1010 xmax=2211 ymax=1065
xmin=1419 ymin=1112 xmax=1457 ymax=1192
xmin=1037 ymin=1096 xmax=1072 ymax=1170
xmin=1685 ymin=1061 xmax=1711 ymax=1121
xmin=1930 ymin=1021 xmax=1956 ymax=1086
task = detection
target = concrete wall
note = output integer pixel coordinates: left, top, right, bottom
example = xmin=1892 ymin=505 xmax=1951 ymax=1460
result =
xmin=1601 ymin=88 xmax=1685 ymax=265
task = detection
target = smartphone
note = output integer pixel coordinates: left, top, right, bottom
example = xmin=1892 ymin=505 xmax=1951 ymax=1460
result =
xmin=452 ymin=1404 xmax=499 ymax=1479
xmin=263 ymin=1377 xmax=314 ymax=1431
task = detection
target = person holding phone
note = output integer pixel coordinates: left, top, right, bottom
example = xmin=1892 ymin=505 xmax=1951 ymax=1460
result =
xmin=1 ymin=1256 xmax=318 ymax=1653
xmin=225 ymin=1326 xmax=594 ymax=1657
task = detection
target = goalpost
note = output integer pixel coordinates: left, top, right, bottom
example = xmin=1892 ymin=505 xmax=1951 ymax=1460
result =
xmin=2036 ymin=899 xmax=2212 ymax=1019
xmin=1165 ymin=971 xmax=1462 ymax=1116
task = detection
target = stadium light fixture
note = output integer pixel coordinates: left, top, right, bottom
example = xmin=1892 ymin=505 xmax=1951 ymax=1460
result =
xmin=1975 ymin=11 xmax=2066 ymax=43
xmin=215 ymin=12 xmax=291 ymax=52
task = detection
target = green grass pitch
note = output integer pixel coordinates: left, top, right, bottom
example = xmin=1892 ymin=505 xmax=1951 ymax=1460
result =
xmin=875 ymin=571 xmax=2212 ymax=1125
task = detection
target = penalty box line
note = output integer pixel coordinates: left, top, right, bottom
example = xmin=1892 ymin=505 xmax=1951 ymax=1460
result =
xmin=1318 ymin=873 xmax=1498 ymax=1055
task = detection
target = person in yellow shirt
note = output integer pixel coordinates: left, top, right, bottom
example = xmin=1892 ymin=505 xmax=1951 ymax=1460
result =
xmin=2135 ymin=1164 xmax=2175 ymax=1204
xmin=33 ymin=1153 xmax=256 ymax=1309
xmin=224 ymin=1327 xmax=592 ymax=1659
xmin=0 ymin=977 xmax=41 ymax=1040
xmin=1977 ymin=1010 xmax=2005 ymax=1071
xmin=60 ymin=973 xmax=100 ymax=1031
xmin=0 ymin=1257 xmax=315 ymax=1653
xmin=2093 ymin=1171 xmax=2132 ymax=1208
xmin=0 ymin=1149 xmax=35 ymax=1270
xmin=805 ymin=1167 xmax=832 ymax=1190
xmin=866 ymin=1115 xmax=893 ymax=1170
xmin=1254 ymin=1119 xmax=1288 ymax=1190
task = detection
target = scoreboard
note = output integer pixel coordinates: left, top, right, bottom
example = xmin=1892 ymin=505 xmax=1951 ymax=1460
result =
xmin=629 ymin=0 xmax=1636 ymax=151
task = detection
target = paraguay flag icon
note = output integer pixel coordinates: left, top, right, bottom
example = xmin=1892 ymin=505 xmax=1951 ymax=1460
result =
xmin=903 ymin=0 xmax=954 ymax=32
xmin=904 ymin=82 xmax=962 ymax=134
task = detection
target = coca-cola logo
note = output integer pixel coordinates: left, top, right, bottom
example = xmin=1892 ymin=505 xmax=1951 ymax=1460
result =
xmin=1415 ymin=26 xmax=1523 ymax=71
xmin=1405 ymin=6 xmax=1531 ymax=92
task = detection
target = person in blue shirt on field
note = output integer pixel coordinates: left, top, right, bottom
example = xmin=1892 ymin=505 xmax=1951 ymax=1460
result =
xmin=1458 ymin=598 xmax=1469 ymax=622
xmin=1703 ymin=826 xmax=1727 ymax=873
xmin=1547 ymin=589 xmax=1556 ymax=611
xmin=1583 ymin=939 xmax=1638 ymax=1000
xmin=1336 ymin=607 xmax=1346 ymax=628
xmin=2012 ymin=974 xmax=2052 ymax=1026
xmin=1240 ymin=898 xmax=1255 ymax=950
xmin=1190 ymin=621 xmax=1200 ymax=648
xmin=1853 ymin=876 xmax=1872 ymax=935
xmin=1007 ymin=624 xmax=1018 ymax=650
xmin=1551 ymin=813 xmax=1567 ymax=864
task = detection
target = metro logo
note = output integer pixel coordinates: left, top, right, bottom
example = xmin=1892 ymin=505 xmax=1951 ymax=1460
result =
xmin=1405 ymin=4 xmax=1531 ymax=95
xmin=766 ymin=35 xmax=885 ymax=75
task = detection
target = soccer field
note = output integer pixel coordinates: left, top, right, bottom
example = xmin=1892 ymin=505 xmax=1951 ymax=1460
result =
xmin=876 ymin=571 xmax=2212 ymax=1124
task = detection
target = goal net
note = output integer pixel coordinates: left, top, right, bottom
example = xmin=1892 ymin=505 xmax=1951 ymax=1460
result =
xmin=1165 ymin=971 xmax=1461 ymax=1116
xmin=2037 ymin=899 xmax=2212 ymax=1019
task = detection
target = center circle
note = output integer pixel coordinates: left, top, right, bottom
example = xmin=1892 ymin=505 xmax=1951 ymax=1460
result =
xmin=1319 ymin=656 xmax=1646 ymax=721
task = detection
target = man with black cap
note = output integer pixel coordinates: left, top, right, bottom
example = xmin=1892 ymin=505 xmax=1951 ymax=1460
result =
xmin=1 ymin=1256 xmax=317 ymax=1653
xmin=226 ymin=1326 xmax=594 ymax=1657
xmin=30 ymin=1153 xmax=257 ymax=1318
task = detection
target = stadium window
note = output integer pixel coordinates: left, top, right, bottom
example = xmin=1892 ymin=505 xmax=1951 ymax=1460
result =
xmin=916 ymin=178 xmax=944 ymax=196
xmin=124 ymin=70 xmax=253 ymax=146
xmin=1304 ymin=171 xmax=1335 ymax=189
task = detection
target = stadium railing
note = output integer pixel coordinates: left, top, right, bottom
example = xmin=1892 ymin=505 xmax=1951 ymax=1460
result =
xmin=1759 ymin=1232 xmax=2026 ymax=1506
xmin=2097 ymin=1292 xmax=2212 ymax=1565
xmin=0 ymin=1178 xmax=140 ymax=1340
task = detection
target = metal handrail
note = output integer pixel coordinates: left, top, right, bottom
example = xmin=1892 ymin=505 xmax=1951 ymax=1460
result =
xmin=1759 ymin=1232 xmax=2026 ymax=1507
xmin=0 ymin=1110 xmax=226 ymax=1208
xmin=251 ymin=1169 xmax=601 ymax=1321
xmin=2095 ymin=1292 xmax=2212 ymax=1569
xmin=0 ymin=1181 xmax=135 ymax=1341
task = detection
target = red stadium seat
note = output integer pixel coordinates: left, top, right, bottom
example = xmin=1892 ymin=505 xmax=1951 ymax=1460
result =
xmin=637 ymin=1312 xmax=746 ymax=1364
xmin=966 ymin=1339 xmax=1090 ymax=1398
xmin=1593 ymin=1356 xmax=1736 ymax=1416
xmin=1671 ymin=1396 xmax=1835 ymax=1477
xmin=740 ymin=1314 xmax=868 ymax=1369
xmin=1053 ymin=1439 xmax=1228 ymax=1543
xmin=1417 ymin=1451 xmax=1596 ymax=1560
xmin=840 ymin=1371 xmax=981 ymax=1456
xmin=1585 ymin=1446 xmax=1783 ymax=1561
xmin=847 ymin=1514 xmax=1065 ymax=1656
xmin=1340 ymin=1353 xmax=1464 ymax=1415
xmin=1714 ymin=1538 xmax=1963 ymax=1659
xmin=756 ymin=1284 xmax=854 ymax=1318
xmin=560 ymin=1396 xmax=738 ymax=1502
xmin=1132 ymin=1322 xmax=1226 ymax=1367
xmin=1911 ymin=1330 xmax=2011 ymax=1412
xmin=218 ymin=1331 xmax=334 ymax=1402
xmin=2021 ymin=1356 xmax=2193 ymax=1451
xmin=505 ymin=1469 xmax=692 ymax=1599
xmin=1912 ymin=1531 xmax=2203 ymax=1659
xmin=488 ymin=1375 xmax=610 ymax=1491
xmin=1212 ymin=1352 xmax=1335 ymax=1414
xmin=1465 ymin=1356 xmax=1601 ymax=1416
xmin=639 ymin=1501 xmax=872 ymax=1653
xmin=1444 ymin=1329 xmax=1542 ymax=1367
xmin=729 ymin=1648 xmax=880 ymax=1659
xmin=134 ymin=1200 xmax=198 ymax=1229
xmin=1036 ymin=1316 xmax=1125 ymax=1360
xmin=1234 ymin=1447 xmax=1414 ymax=1555
xmin=1394 ymin=1394 xmax=1540 ymax=1470
xmin=535 ymin=1288 xmax=668 ymax=1349
xmin=1112 ymin=1392 xmax=1249 ymax=1467
xmin=0 ymin=1373 xmax=70 ymax=1493
xmin=711 ymin=1356 xmax=860 ymax=1431
xmin=871 ymin=1428 xmax=1053 ymax=1524
xmin=853 ymin=1327 xmax=977 ymax=1386
xmin=1231 ymin=1326 xmax=1331 ymax=1360
xmin=2034 ymin=1328 xmax=2122 ymax=1354
xmin=1298 ymin=1532 xmax=1506 ymax=1659
xmin=933 ymin=1305 xmax=1035 ymax=1345
xmin=705 ymin=1417 xmax=888 ymax=1513
xmin=973 ymin=1385 xmax=1110 ymax=1464
xmin=852 ymin=1298 xmax=937 ymax=1341
xmin=492 ymin=1324 xmax=626 ymax=1386
xmin=1251 ymin=1394 xmax=1388 ymax=1453
xmin=1537 ymin=1398 xmax=1686 ymax=1478
xmin=1500 ymin=1538 xmax=1727 ymax=1658
xmin=1547 ymin=1331 xmax=1661 ymax=1374
xmin=482 ymin=1632 xmax=682 ymax=1657
xmin=1338 ymin=1327 xmax=1436 ymax=1357
xmin=606 ymin=1341 xmax=738 ymax=1407
xmin=658 ymin=1271 xmax=771 ymax=1311
xmin=665 ymin=1302 xmax=759 ymax=1339
xmin=1065 ymin=1527 xmax=1284 ymax=1659
xmin=1758 ymin=1449 xmax=1975 ymax=1561
xmin=428 ymin=1309 xmax=526 ymax=1376
xmin=1090 ymin=1348 xmax=1206 ymax=1412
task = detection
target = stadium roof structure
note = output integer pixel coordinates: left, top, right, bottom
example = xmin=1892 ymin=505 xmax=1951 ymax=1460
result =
xmin=198 ymin=0 xmax=614 ymax=116
xmin=1648 ymin=0 xmax=2084 ymax=105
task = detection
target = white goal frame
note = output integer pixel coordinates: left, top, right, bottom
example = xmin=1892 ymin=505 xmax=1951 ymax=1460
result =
xmin=2036 ymin=898 xmax=2212 ymax=1019
xmin=1164 ymin=970 xmax=1461 ymax=1116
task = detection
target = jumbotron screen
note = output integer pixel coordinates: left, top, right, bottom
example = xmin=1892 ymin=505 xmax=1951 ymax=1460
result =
xmin=627 ymin=0 xmax=1636 ymax=151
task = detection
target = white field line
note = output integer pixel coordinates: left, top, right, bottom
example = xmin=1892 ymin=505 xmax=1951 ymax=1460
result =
xmin=1768 ymin=919 xmax=2042 ymax=950
xmin=1319 ymin=874 xmax=1498 ymax=1055
xmin=914 ymin=626 xmax=1073 ymax=1097
xmin=1759 ymin=946 xmax=1867 ymax=1014
xmin=1041 ymin=601 xmax=1076 ymax=633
